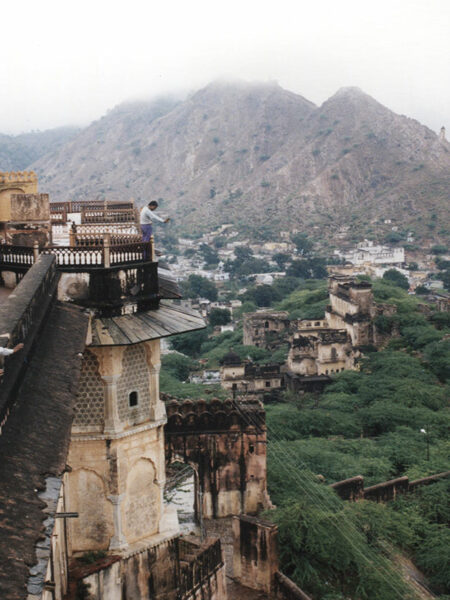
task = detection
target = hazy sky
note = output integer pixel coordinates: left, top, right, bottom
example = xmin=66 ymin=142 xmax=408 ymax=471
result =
xmin=2 ymin=0 xmax=449 ymax=134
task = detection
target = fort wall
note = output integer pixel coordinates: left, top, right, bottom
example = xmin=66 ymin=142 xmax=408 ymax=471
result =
xmin=165 ymin=398 xmax=269 ymax=518
xmin=232 ymin=515 xmax=312 ymax=600
xmin=75 ymin=537 xmax=226 ymax=600
xmin=331 ymin=471 xmax=450 ymax=502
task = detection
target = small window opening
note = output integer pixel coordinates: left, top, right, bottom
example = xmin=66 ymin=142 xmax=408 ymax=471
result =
xmin=232 ymin=383 xmax=237 ymax=391
xmin=249 ymin=444 xmax=255 ymax=454
xmin=265 ymin=381 xmax=271 ymax=388
xmin=129 ymin=391 xmax=139 ymax=407
xmin=264 ymin=321 xmax=269 ymax=329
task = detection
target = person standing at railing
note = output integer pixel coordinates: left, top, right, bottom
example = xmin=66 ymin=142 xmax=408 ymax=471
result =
xmin=140 ymin=201 xmax=170 ymax=243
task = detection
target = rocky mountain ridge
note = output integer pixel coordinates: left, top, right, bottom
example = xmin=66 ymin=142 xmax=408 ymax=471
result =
xmin=5 ymin=81 xmax=450 ymax=244
xmin=0 ymin=127 xmax=80 ymax=171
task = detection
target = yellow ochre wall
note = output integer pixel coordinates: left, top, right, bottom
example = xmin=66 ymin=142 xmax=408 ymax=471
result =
xmin=0 ymin=171 xmax=38 ymax=221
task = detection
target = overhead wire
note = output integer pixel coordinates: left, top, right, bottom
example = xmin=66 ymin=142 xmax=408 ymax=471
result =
xmin=233 ymin=397 xmax=417 ymax=600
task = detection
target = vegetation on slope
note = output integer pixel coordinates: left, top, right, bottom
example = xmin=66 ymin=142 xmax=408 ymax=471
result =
xmin=162 ymin=275 xmax=449 ymax=598
xmin=265 ymin=281 xmax=450 ymax=598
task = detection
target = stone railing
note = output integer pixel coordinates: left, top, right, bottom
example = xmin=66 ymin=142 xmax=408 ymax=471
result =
xmin=72 ymin=232 xmax=141 ymax=246
xmin=0 ymin=255 xmax=59 ymax=432
xmin=274 ymin=572 xmax=313 ymax=600
xmin=74 ymin=223 xmax=139 ymax=236
xmin=178 ymin=537 xmax=223 ymax=598
xmin=331 ymin=471 xmax=450 ymax=502
xmin=0 ymin=237 xmax=155 ymax=271
xmin=0 ymin=243 xmax=35 ymax=268
xmin=81 ymin=208 xmax=137 ymax=224
xmin=164 ymin=396 xmax=266 ymax=433
xmin=50 ymin=200 xmax=136 ymax=224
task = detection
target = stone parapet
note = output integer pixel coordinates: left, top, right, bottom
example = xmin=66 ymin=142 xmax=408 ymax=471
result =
xmin=164 ymin=397 xmax=265 ymax=433
xmin=232 ymin=515 xmax=278 ymax=594
xmin=331 ymin=471 xmax=450 ymax=502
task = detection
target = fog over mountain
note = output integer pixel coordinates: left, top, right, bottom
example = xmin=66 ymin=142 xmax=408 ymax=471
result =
xmin=3 ymin=81 xmax=449 ymax=241
xmin=0 ymin=127 xmax=80 ymax=171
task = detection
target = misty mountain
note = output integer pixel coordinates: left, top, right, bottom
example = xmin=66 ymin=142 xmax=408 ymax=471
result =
xmin=17 ymin=82 xmax=450 ymax=242
xmin=0 ymin=127 xmax=80 ymax=171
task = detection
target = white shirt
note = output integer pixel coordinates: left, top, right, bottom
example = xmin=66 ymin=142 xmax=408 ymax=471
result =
xmin=140 ymin=206 xmax=165 ymax=225
xmin=0 ymin=347 xmax=13 ymax=356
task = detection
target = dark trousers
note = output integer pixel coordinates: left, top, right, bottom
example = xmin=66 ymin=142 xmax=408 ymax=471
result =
xmin=141 ymin=224 xmax=153 ymax=242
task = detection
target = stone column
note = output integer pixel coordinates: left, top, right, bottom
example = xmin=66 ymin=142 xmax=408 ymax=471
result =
xmin=144 ymin=340 xmax=166 ymax=421
xmin=108 ymin=494 xmax=127 ymax=551
xmin=91 ymin=346 xmax=125 ymax=435
xmin=102 ymin=374 xmax=123 ymax=434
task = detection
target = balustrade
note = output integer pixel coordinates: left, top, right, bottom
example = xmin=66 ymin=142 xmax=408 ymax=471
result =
xmin=0 ymin=244 xmax=34 ymax=267
xmin=0 ymin=237 xmax=154 ymax=270
xmin=49 ymin=200 xmax=136 ymax=225
xmin=81 ymin=208 xmax=136 ymax=224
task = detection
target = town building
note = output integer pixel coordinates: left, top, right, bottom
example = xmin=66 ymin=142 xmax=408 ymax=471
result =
xmin=326 ymin=275 xmax=396 ymax=347
xmin=287 ymin=320 xmax=355 ymax=377
xmin=333 ymin=240 xmax=405 ymax=267
xmin=219 ymin=351 xmax=284 ymax=398
xmin=243 ymin=311 xmax=290 ymax=349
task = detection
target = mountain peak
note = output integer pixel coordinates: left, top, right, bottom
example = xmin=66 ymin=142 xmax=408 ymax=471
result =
xmin=334 ymin=86 xmax=366 ymax=97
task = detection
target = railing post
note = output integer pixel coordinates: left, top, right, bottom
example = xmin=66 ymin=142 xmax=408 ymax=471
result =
xmin=69 ymin=223 xmax=77 ymax=246
xmin=33 ymin=240 xmax=39 ymax=263
xmin=103 ymin=233 xmax=111 ymax=268
xmin=150 ymin=234 xmax=155 ymax=262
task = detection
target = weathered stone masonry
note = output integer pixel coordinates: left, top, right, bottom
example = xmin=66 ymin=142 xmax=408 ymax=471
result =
xmin=165 ymin=397 xmax=270 ymax=518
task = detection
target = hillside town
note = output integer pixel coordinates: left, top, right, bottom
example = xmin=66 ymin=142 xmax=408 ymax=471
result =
xmin=0 ymin=170 xmax=449 ymax=600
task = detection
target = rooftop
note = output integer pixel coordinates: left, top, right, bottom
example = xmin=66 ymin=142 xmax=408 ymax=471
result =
xmin=0 ymin=303 xmax=88 ymax=599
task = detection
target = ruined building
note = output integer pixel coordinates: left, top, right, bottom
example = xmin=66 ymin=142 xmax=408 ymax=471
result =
xmin=243 ymin=310 xmax=290 ymax=349
xmin=286 ymin=320 xmax=355 ymax=377
xmin=241 ymin=275 xmax=396 ymax=393
xmin=325 ymin=275 xmax=396 ymax=347
xmin=219 ymin=350 xmax=283 ymax=398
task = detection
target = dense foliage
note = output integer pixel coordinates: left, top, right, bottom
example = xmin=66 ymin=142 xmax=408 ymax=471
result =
xmin=181 ymin=274 xmax=218 ymax=301
xmin=265 ymin=279 xmax=450 ymax=598
xmin=164 ymin=273 xmax=449 ymax=598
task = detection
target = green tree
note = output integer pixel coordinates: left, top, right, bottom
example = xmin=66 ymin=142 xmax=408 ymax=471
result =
xmin=183 ymin=274 xmax=218 ymax=301
xmin=382 ymin=269 xmax=409 ymax=290
xmin=291 ymin=233 xmax=314 ymax=255
xmin=170 ymin=329 xmax=209 ymax=357
xmin=273 ymin=252 xmax=290 ymax=270
xmin=209 ymin=307 xmax=231 ymax=326
xmin=431 ymin=244 xmax=447 ymax=255
xmin=242 ymin=284 xmax=279 ymax=307
xmin=440 ymin=269 xmax=450 ymax=291
xmin=234 ymin=246 xmax=253 ymax=261
xmin=199 ymin=243 xmax=219 ymax=267
xmin=384 ymin=231 xmax=404 ymax=244
xmin=161 ymin=353 xmax=198 ymax=380
xmin=415 ymin=285 xmax=428 ymax=295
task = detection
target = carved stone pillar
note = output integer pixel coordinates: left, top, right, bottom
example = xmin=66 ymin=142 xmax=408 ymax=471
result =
xmin=102 ymin=374 xmax=122 ymax=434
xmin=108 ymin=493 xmax=127 ymax=551
xmin=143 ymin=340 xmax=166 ymax=421
xmin=91 ymin=346 xmax=125 ymax=435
